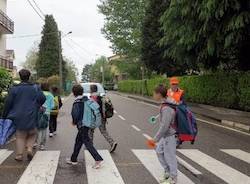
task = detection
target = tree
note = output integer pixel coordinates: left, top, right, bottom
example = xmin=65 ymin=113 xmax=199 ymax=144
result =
xmin=22 ymin=44 xmax=39 ymax=75
xmin=65 ymin=59 xmax=78 ymax=82
xmin=160 ymin=0 xmax=250 ymax=72
xmin=82 ymin=64 xmax=92 ymax=82
xmin=36 ymin=15 xmax=62 ymax=78
xmin=98 ymin=0 xmax=146 ymax=58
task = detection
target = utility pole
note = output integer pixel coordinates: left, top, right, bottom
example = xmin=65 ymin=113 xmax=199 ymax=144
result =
xmin=58 ymin=31 xmax=63 ymax=91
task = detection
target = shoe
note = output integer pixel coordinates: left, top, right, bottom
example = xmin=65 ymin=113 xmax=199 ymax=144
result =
xmin=92 ymin=160 xmax=104 ymax=169
xmin=159 ymin=173 xmax=170 ymax=183
xmin=166 ymin=177 xmax=177 ymax=184
xmin=49 ymin=133 xmax=54 ymax=137
xmin=39 ymin=145 xmax=46 ymax=150
xmin=14 ymin=155 xmax=23 ymax=162
xmin=66 ymin=158 xmax=78 ymax=165
xmin=110 ymin=142 xmax=118 ymax=153
xmin=33 ymin=143 xmax=38 ymax=149
xmin=27 ymin=151 xmax=33 ymax=161
xmin=53 ymin=131 xmax=57 ymax=135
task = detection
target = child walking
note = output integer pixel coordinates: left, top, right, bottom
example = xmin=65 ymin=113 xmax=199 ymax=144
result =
xmin=148 ymin=85 xmax=178 ymax=184
xmin=67 ymin=84 xmax=104 ymax=169
xmin=49 ymin=86 xmax=63 ymax=137
xmin=37 ymin=82 xmax=54 ymax=150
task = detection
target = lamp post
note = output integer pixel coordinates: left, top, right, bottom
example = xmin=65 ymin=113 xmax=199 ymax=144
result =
xmin=58 ymin=31 xmax=72 ymax=91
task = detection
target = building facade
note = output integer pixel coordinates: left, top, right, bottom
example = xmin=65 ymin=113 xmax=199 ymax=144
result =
xmin=0 ymin=0 xmax=14 ymax=71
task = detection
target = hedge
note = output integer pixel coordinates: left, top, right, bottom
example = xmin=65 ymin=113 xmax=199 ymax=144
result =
xmin=118 ymin=72 xmax=250 ymax=111
xmin=0 ymin=68 xmax=12 ymax=115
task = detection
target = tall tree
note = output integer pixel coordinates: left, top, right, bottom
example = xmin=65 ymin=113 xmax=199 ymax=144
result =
xmin=36 ymin=15 xmax=62 ymax=78
xmin=98 ymin=0 xmax=146 ymax=58
xmin=82 ymin=64 xmax=92 ymax=82
xmin=22 ymin=44 xmax=39 ymax=75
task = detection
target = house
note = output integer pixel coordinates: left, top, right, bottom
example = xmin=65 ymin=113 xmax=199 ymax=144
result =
xmin=108 ymin=54 xmax=128 ymax=83
xmin=0 ymin=0 xmax=14 ymax=71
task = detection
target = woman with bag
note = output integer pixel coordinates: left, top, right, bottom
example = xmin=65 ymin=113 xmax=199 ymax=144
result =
xmin=2 ymin=69 xmax=46 ymax=161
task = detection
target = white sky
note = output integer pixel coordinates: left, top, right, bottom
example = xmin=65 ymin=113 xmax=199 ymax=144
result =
xmin=7 ymin=0 xmax=113 ymax=74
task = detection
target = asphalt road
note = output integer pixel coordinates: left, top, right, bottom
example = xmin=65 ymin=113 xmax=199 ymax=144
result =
xmin=0 ymin=93 xmax=250 ymax=184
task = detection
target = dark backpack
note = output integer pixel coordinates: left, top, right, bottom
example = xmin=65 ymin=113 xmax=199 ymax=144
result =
xmin=163 ymin=103 xmax=198 ymax=144
xmin=104 ymin=97 xmax=114 ymax=119
xmin=37 ymin=109 xmax=49 ymax=130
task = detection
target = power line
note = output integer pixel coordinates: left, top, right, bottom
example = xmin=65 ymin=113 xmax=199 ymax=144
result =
xmin=66 ymin=37 xmax=95 ymax=56
xmin=7 ymin=32 xmax=59 ymax=39
xmin=31 ymin=0 xmax=45 ymax=17
xmin=26 ymin=0 xmax=45 ymax=21
xmin=63 ymin=39 xmax=89 ymax=61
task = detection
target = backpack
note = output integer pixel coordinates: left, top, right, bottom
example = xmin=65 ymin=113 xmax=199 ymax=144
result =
xmin=164 ymin=103 xmax=198 ymax=144
xmin=37 ymin=109 xmax=49 ymax=130
xmin=51 ymin=96 xmax=61 ymax=115
xmin=82 ymin=99 xmax=102 ymax=129
xmin=103 ymin=96 xmax=114 ymax=119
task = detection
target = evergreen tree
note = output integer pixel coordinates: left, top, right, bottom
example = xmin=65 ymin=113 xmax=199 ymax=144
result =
xmin=36 ymin=15 xmax=62 ymax=78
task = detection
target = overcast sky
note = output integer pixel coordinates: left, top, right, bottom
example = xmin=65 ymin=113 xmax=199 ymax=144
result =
xmin=7 ymin=0 xmax=113 ymax=74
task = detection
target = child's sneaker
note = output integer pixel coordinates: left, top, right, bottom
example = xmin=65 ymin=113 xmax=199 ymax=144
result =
xmin=49 ymin=133 xmax=54 ymax=137
xmin=159 ymin=173 xmax=170 ymax=183
xmin=53 ymin=131 xmax=57 ymax=135
xmin=39 ymin=145 xmax=46 ymax=150
xmin=92 ymin=160 xmax=104 ymax=169
xmin=167 ymin=177 xmax=177 ymax=184
xmin=66 ymin=158 xmax=78 ymax=165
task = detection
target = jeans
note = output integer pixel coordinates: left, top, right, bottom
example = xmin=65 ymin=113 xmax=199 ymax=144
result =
xmin=71 ymin=126 xmax=103 ymax=162
xmin=156 ymin=135 xmax=178 ymax=179
xmin=89 ymin=121 xmax=115 ymax=146
xmin=49 ymin=114 xmax=58 ymax=133
xmin=37 ymin=128 xmax=47 ymax=146
xmin=16 ymin=129 xmax=37 ymax=156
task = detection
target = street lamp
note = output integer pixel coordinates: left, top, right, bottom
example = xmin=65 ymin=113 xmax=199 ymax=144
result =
xmin=58 ymin=31 xmax=72 ymax=91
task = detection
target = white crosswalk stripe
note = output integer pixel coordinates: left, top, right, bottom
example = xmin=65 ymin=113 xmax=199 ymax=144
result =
xmin=221 ymin=149 xmax=250 ymax=164
xmin=132 ymin=149 xmax=195 ymax=184
xmin=17 ymin=151 xmax=60 ymax=184
xmin=85 ymin=150 xmax=125 ymax=184
xmin=178 ymin=149 xmax=250 ymax=184
xmin=0 ymin=149 xmax=13 ymax=165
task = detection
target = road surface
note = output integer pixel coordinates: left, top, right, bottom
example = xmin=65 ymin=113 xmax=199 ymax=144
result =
xmin=0 ymin=93 xmax=250 ymax=184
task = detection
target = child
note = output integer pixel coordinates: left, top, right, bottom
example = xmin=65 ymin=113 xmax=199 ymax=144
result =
xmin=49 ymin=86 xmax=63 ymax=137
xmin=37 ymin=82 xmax=54 ymax=150
xmin=89 ymin=84 xmax=118 ymax=153
xmin=148 ymin=85 xmax=178 ymax=184
xmin=67 ymin=84 xmax=104 ymax=169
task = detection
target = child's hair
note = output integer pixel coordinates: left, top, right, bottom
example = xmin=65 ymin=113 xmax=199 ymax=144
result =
xmin=90 ymin=84 xmax=98 ymax=93
xmin=72 ymin=84 xmax=83 ymax=97
xmin=154 ymin=84 xmax=167 ymax=98
xmin=51 ymin=86 xmax=59 ymax=95
xmin=41 ymin=82 xmax=50 ymax=91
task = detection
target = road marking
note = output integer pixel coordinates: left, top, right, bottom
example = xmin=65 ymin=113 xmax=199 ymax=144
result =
xmin=178 ymin=149 xmax=250 ymax=184
xmin=85 ymin=150 xmax=125 ymax=184
xmin=221 ymin=149 xmax=250 ymax=164
xmin=114 ymin=110 xmax=117 ymax=114
xmin=0 ymin=149 xmax=13 ymax=165
xmin=118 ymin=115 xmax=126 ymax=121
xmin=196 ymin=118 xmax=250 ymax=137
xmin=131 ymin=125 xmax=141 ymax=132
xmin=17 ymin=151 xmax=60 ymax=184
xmin=176 ymin=156 xmax=202 ymax=176
xmin=143 ymin=133 xmax=153 ymax=140
xmin=132 ymin=149 xmax=195 ymax=184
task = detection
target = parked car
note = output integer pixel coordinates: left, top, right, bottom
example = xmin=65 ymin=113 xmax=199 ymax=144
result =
xmin=80 ymin=82 xmax=106 ymax=97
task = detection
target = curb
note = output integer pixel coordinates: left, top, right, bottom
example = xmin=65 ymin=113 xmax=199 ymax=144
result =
xmin=113 ymin=92 xmax=250 ymax=134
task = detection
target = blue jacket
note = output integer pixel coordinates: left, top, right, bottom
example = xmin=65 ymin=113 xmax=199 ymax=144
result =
xmin=2 ymin=82 xmax=46 ymax=131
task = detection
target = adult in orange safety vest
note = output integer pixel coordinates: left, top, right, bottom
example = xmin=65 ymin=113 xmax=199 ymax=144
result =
xmin=167 ymin=77 xmax=184 ymax=104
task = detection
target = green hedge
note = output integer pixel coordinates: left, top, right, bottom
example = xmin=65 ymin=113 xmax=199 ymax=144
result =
xmin=118 ymin=72 xmax=250 ymax=111
xmin=0 ymin=68 xmax=12 ymax=115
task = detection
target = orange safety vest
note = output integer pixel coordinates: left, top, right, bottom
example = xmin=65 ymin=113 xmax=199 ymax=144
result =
xmin=167 ymin=88 xmax=184 ymax=103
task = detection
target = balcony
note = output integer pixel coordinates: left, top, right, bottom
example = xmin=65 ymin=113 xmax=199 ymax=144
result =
xmin=0 ymin=56 xmax=13 ymax=70
xmin=0 ymin=10 xmax=14 ymax=34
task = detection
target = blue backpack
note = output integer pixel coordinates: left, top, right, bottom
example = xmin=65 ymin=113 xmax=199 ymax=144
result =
xmin=82 ymin=99 xmax=102 ymax=129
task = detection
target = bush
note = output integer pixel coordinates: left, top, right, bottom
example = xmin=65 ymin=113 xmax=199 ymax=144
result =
xmin=0 ymin=68 xmax=12 ymax=115
xmin=118 ymin=72 xmax=250 ymax=111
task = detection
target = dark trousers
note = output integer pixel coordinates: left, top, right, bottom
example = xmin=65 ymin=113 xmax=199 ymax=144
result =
xmin=49 ymin=114 xmax=58 ymax=133
xmin=71 ymin=126 xmax=103 ymax=162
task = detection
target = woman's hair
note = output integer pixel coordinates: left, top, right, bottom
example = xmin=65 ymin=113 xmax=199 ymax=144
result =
xmin=90 ymin=84 xmax=98 ymax=93
xmin=154 ymin=84 xmax=167 ymax=98
xmin=51 ymin=86 xmax=59 ymax=95
xmin=72 ymin=84 xmax=83 ymax=97
xmin=41 ymin=82 xmax=50 ymax=91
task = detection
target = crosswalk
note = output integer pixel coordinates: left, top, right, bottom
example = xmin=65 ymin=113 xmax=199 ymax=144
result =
xmin=0 ymin=149 xmax=250 ymax=184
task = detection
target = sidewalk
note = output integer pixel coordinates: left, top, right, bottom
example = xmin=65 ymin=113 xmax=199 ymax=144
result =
xmin=112 ymin=91 xmax=250 ymax=133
